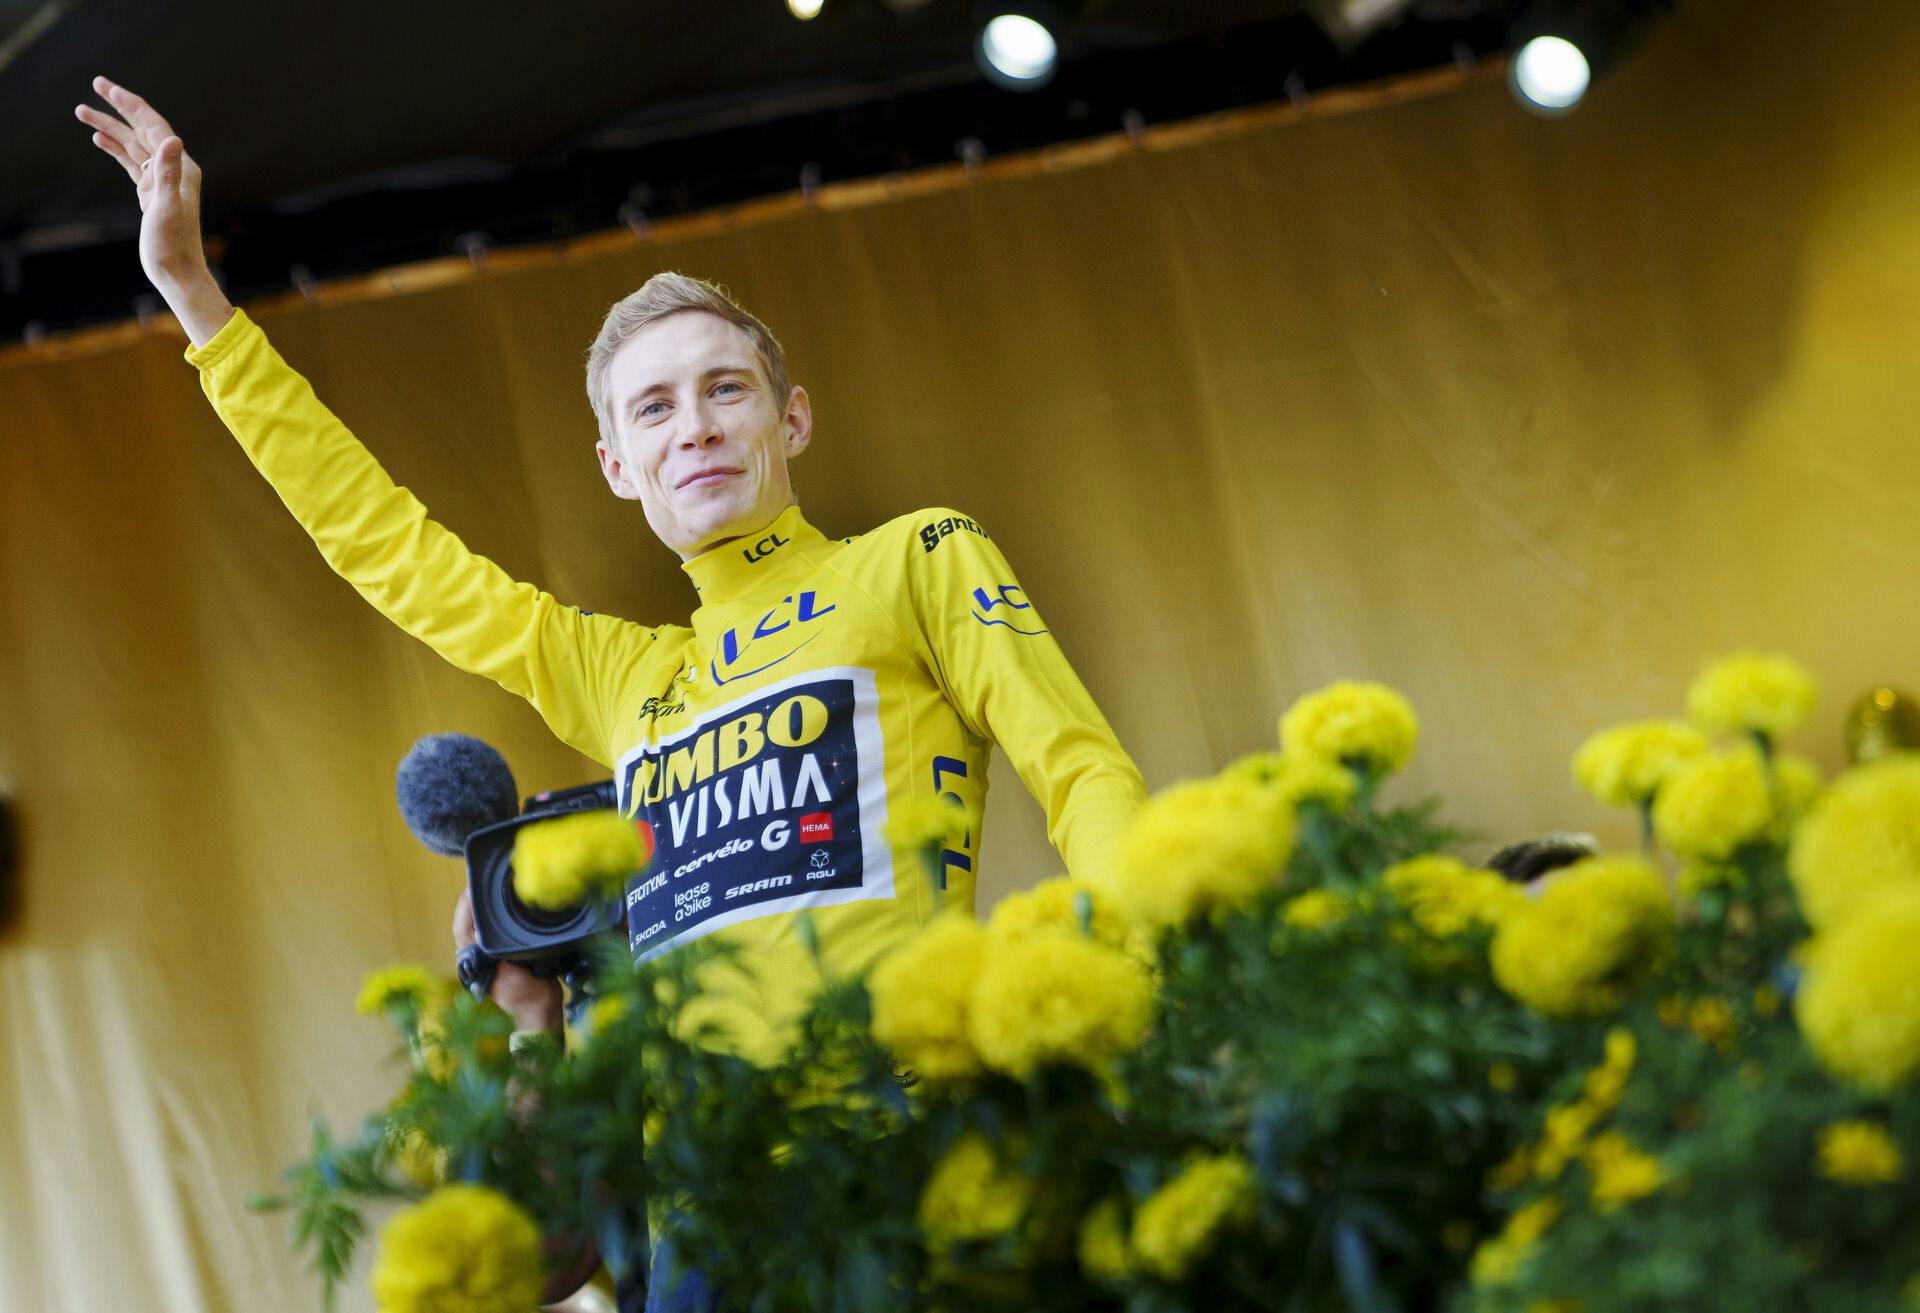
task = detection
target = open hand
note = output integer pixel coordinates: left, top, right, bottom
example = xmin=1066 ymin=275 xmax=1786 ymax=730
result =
xmin=75 ymin=76 xmax=211 ymax=295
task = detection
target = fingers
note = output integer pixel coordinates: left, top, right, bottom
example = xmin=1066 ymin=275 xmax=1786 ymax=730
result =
xmin=93 ymin=76 xmax=175 ymax=155
xmin=75 ymin=103 xmax=148 ymax=165
xmin=451 ymin=887 xmax=476 ymax=947
xmin=88 ymin=129 xmax=144 ymax=185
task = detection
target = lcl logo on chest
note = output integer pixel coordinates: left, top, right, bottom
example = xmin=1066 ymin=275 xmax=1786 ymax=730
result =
xmin=712 ymin=591 xmax=837 ymax=685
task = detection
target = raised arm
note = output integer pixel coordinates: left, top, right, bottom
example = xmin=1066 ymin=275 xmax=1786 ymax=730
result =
xmin=77 ymin=78 xmax=668 ymax=767
xmin=75 ymin=77 xmax=233 ymax=346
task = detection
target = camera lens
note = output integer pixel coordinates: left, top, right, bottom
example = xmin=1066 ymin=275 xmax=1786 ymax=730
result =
xmin=505 ymin=879 xmax=585 ymax=933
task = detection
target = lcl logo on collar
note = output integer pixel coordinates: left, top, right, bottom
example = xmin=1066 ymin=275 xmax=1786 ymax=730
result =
xmin=712 ymin=590 xmax=838 ymax=686
xmin=741 ymin=532 xmax=790 ymax=564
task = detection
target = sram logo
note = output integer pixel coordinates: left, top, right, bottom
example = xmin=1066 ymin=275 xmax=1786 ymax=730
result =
xmin=726 ymin=875 xmax=793 ymax=900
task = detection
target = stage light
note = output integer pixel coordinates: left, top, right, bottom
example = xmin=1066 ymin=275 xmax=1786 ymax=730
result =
xmin=787 ymin=0 xmax=824 ymax=18
xmin=1510 ymin=34 xmax=1590 ymax=113
xmin=977 ymin=13 xmax=1057 ymax=89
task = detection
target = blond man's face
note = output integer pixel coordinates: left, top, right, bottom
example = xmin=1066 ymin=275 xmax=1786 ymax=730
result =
xmin=597 ymin=310 xmax=811 ymax=559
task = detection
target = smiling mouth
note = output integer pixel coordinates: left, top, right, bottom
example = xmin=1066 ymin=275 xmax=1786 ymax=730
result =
xmin=677 ymin=469 xmax=742 ymax=490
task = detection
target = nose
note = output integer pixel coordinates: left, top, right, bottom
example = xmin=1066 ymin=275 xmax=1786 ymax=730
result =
xmin=675 ymin=403 xmax=723 ymax=451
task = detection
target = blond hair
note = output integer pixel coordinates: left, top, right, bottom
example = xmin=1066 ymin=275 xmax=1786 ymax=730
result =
xmin=585 ymin=272 xmax=791 ymax=446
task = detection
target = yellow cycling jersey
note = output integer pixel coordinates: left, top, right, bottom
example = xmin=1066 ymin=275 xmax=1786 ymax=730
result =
xmin=187 ymin=308 xmax=1147 ymax=1059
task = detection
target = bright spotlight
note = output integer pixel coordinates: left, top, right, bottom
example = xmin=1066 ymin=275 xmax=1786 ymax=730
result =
xmin=977 ymin=13 xmax=1057 ymax=89
xmin=1511 ymin=35 xmax=1591 ymax=113
xmin=787 ymin=0 xmax=824 ymax=17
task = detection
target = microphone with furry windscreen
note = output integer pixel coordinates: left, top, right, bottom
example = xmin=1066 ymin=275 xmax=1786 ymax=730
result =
xmin=395 ymin=734 xmax=642 ymax=999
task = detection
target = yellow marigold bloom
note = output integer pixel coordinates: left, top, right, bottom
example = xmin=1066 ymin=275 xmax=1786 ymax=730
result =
xmin=1224 ymin=751 xmax=1359 ymax=810
xmin=1688 ymin=998 xmax=1738 ymax=1052
xmin=369 ymin=1183 xmax=544 ymax=1313
xmin=1788 ymin=755 xmax=1920 ymax=930
xmin=1817 ymin=1120 xmax=1904 ymax=1184
xmin=584 ymin=993 xmax=631 ymax=1038
xmin=869 ymin=913 xmax=988 ymax=1081
xmin=1773 ymin=752 xmax=1824 ymax=822
xmin=390 ymin=1127 xmax=449 ymax=1190
xmin=1582 ymin=1132 xmax=1665 ymax=1211
xmin=1487 ymin=1145 xmax=1532 ymax=1191
xmin=1279 ymin=680 xmax=1420 ymax=776
xmin=1105 ymin=777 xmax=1294 ymax=928
xmin=1580 ymin=1028 xmax=1638 ymax=1112
xmin=1534 ymin=1101 xmax=1599 ymax=1183
xmin=512 ymin=809 xmax=647 ymax=910
xmin=1076 ymin=1197 xmax=1135 ymax=1281
xmin=356 ymin=964 xmax=449 ymax=1016
xmin=1282 ymin=888 xmax=1351 ymax=931
xmin=1796 ymin=890 xmax=1920 ymax=1090
xmin=1652 ymin=748 xmax=1775 ymax=861
xmin=1677 ymin=862 xmax=1744 ymax=898
xmin=1491 ymin=856 xmax=1673 ymax=1018
xmin=1130 ymin=1154 xmax=1257 ymax=1281
xmin=1571 ymin=720 xmax=1710 ymax=808
xmin=917 ymin=1133 xmax=1033 ymax=1251
xmin=885 ymin=794 xmax=968 ymax=858
xmin=1687 ymin=650 xmax=1819 ymax=740
xmin=968 ymin=933 xmax=1153 ymax=1077
xmin=986 ymin=876 xmax=1127 ymax=947
xmin=1469 ymin=1196 xmax=1560 ymax=1286
xmin=1384 ymin=854 xmax=1526 ymax=938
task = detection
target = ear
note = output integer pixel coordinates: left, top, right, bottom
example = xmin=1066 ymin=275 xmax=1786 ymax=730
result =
xmin=596 ymin=437 xmax=644 ymax=501
xmin=782 ymin=385 xmax=813 ymax=460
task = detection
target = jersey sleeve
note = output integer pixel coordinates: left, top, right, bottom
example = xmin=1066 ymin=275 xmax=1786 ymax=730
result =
xmin=901 ymin=510 xmax=1147 ymax=881
xmin=185 ymin=308 xmax=662 ymax=768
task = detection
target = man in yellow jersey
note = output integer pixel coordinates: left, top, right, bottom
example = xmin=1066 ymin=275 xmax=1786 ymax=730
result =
xmin=78 ymin=79 xmax=1147 ymax=1065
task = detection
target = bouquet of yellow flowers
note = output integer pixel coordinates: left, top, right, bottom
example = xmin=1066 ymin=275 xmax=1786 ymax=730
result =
xmin=259 ymin=652 xmax=1920 ymax=1313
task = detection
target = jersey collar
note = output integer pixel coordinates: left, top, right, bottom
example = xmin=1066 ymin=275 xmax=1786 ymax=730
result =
xmin=680 ymin=503 xmax=827 ymax=605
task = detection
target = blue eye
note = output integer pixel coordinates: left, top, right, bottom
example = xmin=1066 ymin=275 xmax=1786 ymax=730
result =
xmin=715 ymin=382 xmax=744 ymax=395
xmin=639 ymin=400 xmax=667 ymax=418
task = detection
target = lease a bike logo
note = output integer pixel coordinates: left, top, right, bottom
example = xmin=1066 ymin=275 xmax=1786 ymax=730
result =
xmin=614 ymin=666 xmax=895 ymax=961
xmin=711 ymin=590 xmax=837 ymax=686
xmin=970 ymin=583 xmax=1047 ymax=635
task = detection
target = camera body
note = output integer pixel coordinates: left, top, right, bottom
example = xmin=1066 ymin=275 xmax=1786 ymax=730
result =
xmin=465 ymin=779 xmax=629 ymax=979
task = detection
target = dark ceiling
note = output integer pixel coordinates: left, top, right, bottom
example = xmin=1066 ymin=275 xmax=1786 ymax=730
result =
xmin=0 ymin=0 xmax=1539 ymax=343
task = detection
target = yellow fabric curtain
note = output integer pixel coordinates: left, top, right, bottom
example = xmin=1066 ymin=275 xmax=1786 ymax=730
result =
xmin=4 ymin=0 xmax=1918 ymax=1305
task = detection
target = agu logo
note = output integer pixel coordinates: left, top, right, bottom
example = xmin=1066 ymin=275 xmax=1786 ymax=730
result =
xmin=799 ymin=812 xmax=833 ymax=843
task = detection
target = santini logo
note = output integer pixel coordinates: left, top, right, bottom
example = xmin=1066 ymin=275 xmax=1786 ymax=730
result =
xmin=919 ymin=514 xmax=987 ymax=553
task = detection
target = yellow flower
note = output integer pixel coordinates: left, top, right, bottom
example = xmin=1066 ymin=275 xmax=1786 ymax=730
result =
xmin=1534 ymin=1101 xmax=1599 ymax=1183
xmin=1104 ymin=777 xmax=1295 ymax=929
xmin=1772 ymin=752 xmax=1824 ymax=823
xmin=1281 ymin=888 xmax=1352 ymax=931
xmin=356 ymin=964 xmax=451 ymax=1017
xmin=869 ymin=913 xmax=988 ymax=1081
xmin=1279 ymin=680 xmax=1420 ymax=776
xmin=1076 ymin=1197 xmax=1135 ymax=1281
xmin=885 ymin=794 xmax=968 ymax=859
xmin=369 ymin=1183 xmax=544 ymax=1313
xmin=1788 ymin=755 xmax=1920 ymax=930
xmin=1796 ymin=890 xmax=1920 ymax=1090
xmin=512 ymin=809 xmax=647 ymax=909
xmin=1687 ymin=650 xmax=1819 ymax=740
xmin=1817 ymin=1120 xmax=1904 ymax=1185
xmin=1677 ymin=862 xmax=1743 ymax=898
xmin=1687 ymin=998 xmax=1738 ymax=1052
xmin=1226 ymin=751 xmax=1360 ymax=811
xmin=1488 ymin=1062 xmax=1519 ymax=1093
xmin=1580 ymin=1028 xmax=1638 ymax=1112
xmin=1652 ymin=749 xmax=1775 ymax=860
xmin=1491 ymin=857 xmax=1673 ymax=1017
xmin=1486 ymin=1145 xmax=1532 ymax=1191
xmin=1571 ymin=720 xmax=1710 ymax=808
xmin=1582 ymin=1132 xmax=1665 ymax=1211
xmin=1384 ymin=854 xmax=1526 ymax=938
xmin=986 ymin=876 xmax=1127 ymax=948
xmin=968 ymin=933 xmax=1153 ymax=1077
xmin=584 ymin=993 xmax=631 ymax=1038
xmin=917 ymin=1133 xmax=1034 ymax=1251
xmin=389 ymin=1127 xmax=449 ymax=1190
xmin=1753 ymin=984 xmax=1783 ymax=1019
xmin=1469 ymin=1196 xmax=1560 ymax=1286
xmin=1130 ymin=1154 xmax=1256 ymax=1281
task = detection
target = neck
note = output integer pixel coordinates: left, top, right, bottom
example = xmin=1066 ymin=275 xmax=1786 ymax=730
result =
xmin=680 ymin=503 xmax=826 ymax=605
